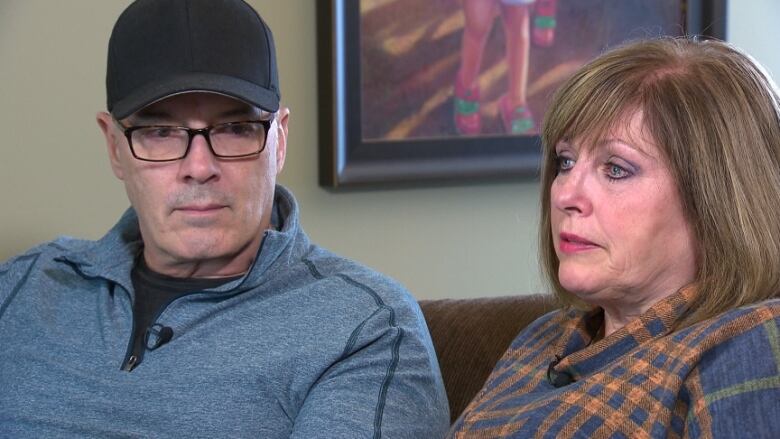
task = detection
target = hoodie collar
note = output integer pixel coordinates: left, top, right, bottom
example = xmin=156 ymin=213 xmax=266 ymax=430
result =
xmin=59 ymin=185 xmax=307 ymax=293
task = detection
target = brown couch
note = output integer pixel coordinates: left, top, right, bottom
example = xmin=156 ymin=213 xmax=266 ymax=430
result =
xmin=419 ymin=294 xmax=557 ymax=423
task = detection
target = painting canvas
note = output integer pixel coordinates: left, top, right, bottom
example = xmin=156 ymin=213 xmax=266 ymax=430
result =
xmin=318 ymin=0 xmax=726 ymax=187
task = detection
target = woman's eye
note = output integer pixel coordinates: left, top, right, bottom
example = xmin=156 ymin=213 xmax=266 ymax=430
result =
xmin=556 ymin=156 xmax=574 ymax=172
xmin=606 ymin=163 xmax=630 ymax=180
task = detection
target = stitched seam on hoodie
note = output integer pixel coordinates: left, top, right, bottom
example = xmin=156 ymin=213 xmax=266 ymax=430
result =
xmin=0 ymin=253 xmax=41 ymax=320
xmin=301 ymin=257 xmax=402 ymax=438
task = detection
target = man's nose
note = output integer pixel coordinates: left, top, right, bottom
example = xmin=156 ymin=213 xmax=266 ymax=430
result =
xmin=177 ymin=132 xmax=221 ymax=184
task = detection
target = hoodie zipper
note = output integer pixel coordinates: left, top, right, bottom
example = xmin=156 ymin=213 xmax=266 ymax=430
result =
xmin=118 ymin=231 xmax=268 ymax=372
xmin=119 ymin=291 xmax=195 ymax=372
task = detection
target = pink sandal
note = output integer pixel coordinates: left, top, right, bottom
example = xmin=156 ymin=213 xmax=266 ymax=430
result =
xmin=454 ymin=78 xmax=482 ymax=135
xmin=500 ymin=95 xmax=535 ymax=135
xmin=532 ymin=0 xmax=557 ymax=47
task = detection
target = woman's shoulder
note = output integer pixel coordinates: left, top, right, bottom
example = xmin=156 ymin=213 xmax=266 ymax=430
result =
xmin=678 ymin=298 xmax=779 ymax=349
xmin=513 ymin=307 xmax=570 ymax=337
xmin=684 ymin=298 xmax=779 ymax=377
xmin=695 ymin=297 xmax=780 ymax=332
xmin=683 ymin=298 xmax=779 ymax=435
xmin=733 ymin=297 xmax=780 ymax=314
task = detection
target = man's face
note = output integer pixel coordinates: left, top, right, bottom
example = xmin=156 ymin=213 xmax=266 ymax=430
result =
xmin=97 ymin=93 xmax=289 ymax=277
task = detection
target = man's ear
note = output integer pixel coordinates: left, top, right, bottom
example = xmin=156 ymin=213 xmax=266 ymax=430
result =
xmin=96 ymin=111 xmax=126 ymax=180
xmin=273 ymin=106 xmax=290 ymax=173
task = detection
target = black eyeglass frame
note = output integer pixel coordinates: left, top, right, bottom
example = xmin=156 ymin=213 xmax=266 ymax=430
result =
xmin=117 ymin=119 xmax=274 ymax=162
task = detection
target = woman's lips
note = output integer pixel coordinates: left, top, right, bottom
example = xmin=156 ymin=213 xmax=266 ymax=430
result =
xmin=558 ymin=232 xmax=599 ymax=254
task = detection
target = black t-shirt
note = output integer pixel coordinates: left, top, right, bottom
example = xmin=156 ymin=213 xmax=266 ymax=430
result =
xmin=123 ymin=257 xmax=241 ymax=371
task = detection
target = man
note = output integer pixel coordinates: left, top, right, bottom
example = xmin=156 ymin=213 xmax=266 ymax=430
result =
xmin=0 ymin=0 xmax=449 ymax=437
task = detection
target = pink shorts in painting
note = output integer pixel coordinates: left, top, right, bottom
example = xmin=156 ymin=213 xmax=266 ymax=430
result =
xmin=500 ymin=0 xmax=535 ymax=5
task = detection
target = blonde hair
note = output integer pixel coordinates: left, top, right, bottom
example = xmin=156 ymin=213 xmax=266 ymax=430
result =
xmin=539 ymin=37 xmax=780 ymax=325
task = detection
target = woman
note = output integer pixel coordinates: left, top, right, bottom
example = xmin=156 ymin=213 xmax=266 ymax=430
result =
xmin=450 ymin=38 xmax=780 ymax=438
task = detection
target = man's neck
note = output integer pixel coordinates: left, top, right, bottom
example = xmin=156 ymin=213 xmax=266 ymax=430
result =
xmin=142 ymin=249 xmax=254 ymax=279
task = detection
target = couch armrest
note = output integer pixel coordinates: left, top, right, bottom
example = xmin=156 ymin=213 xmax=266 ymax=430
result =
xmin=419 ymin=294 xmax=557 ymax=423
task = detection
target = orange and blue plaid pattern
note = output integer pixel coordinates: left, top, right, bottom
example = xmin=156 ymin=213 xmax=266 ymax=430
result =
xmin=449 ymin=289 xmax=780 ymax=438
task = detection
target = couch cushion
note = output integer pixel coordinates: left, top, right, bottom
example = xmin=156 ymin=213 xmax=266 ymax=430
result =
xmin=419 ymin=295 xmax=557 ymax=423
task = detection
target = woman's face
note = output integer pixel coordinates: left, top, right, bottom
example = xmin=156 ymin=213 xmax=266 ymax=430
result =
xmin=550 ymin=111 xmax=697 ymax=311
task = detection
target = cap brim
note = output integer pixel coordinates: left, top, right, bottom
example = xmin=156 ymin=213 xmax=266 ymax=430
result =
xmin=109 ymin=73 xmax=280 ymax=119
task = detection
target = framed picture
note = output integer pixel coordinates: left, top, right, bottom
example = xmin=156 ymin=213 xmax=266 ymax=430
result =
xmin=317 ymin=0 xmax=726 ymax=188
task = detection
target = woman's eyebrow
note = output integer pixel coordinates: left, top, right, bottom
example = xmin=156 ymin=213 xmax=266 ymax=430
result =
xmin=599 ymin=137 xmax=658 ymax=160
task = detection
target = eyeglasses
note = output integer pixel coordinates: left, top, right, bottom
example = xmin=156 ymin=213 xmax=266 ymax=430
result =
xmin=118 ymin=119 xmax=273 ymax=162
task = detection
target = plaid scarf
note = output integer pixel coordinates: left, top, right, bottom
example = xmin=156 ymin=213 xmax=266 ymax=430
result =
xmin=449 ymin=289 xmax=780 ymax=438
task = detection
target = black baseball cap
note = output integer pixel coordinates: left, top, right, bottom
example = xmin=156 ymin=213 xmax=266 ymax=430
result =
xmin=106 ymin=0 xmax=280 ymax=119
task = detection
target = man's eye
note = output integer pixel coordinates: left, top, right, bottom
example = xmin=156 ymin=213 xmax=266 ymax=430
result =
xmin=139 ymin=127 xmax=177 ymax=138
xmin=216 ymin=123 xmax=258 ymax=137
xmin=230 ymin=125 xmax=253 ymax=135
xmin=153 ymin=128 xmax=175 ymax=137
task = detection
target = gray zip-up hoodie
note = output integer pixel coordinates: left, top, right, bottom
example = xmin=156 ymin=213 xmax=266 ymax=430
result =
xmin=0 ymin=185 xmax=449 ymax=438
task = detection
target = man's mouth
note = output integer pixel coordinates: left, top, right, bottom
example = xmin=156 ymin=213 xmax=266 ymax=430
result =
xmin=174 ymin=204 xmax=228 ymax=215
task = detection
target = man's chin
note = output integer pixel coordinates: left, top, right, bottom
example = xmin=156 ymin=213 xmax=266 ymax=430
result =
xmin=166 ymin=231 xmax=230 ymax=259
xmin=175 ymin=214 xmax=226 ymax=228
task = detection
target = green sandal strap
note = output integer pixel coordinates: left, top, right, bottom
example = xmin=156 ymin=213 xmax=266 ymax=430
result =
xmin=455 ymin=97 xmax=479 ymax=115
xmin=512 ymin=118 xmax=535 ymax=133
xmin=509 ymin=106 xmax=534 ymax=134
xmin=534 ymin=16 xmax=556 ymax=29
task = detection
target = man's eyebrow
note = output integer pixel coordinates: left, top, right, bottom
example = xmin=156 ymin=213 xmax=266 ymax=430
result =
xmin=127 ymin=109 xmax=173 ymax=125
xmin=218 ymin=106 xmax=270 ymax=120
xmin=126 ymin=106 xmax=270 ymax=125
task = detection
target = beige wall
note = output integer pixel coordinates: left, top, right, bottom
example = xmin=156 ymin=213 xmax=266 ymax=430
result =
xmin=1 ymin=1 xmax=777 ymax=300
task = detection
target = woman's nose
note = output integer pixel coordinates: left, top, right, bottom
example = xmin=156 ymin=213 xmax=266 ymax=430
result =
xmin=550 ymin=165 xmax=592 ymax=216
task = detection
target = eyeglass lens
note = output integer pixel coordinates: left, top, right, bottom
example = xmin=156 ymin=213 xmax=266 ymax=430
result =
xmin=130 ymin=121 xmax=268 ymax=161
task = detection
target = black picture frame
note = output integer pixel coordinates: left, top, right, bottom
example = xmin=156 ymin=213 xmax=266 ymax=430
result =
xmin=317 ymin=0 xmax=727 ymax=188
